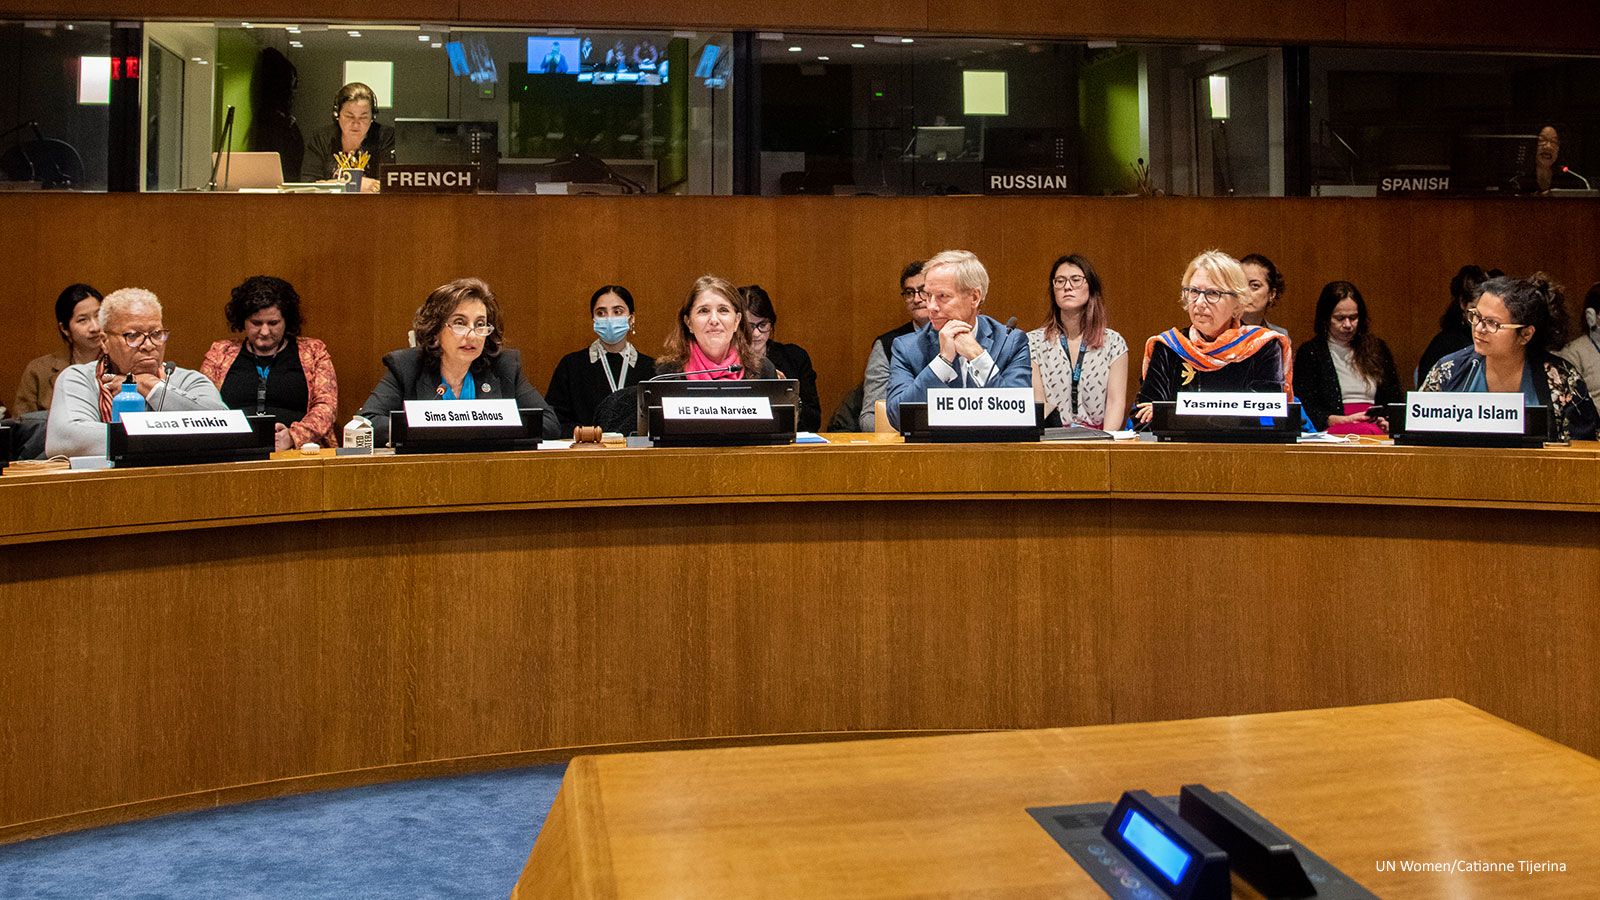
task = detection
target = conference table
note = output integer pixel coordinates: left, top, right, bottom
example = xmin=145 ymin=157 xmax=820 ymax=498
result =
xmin=2 ymin=436 xmax=1597 ymax=844
xmin=512 ymin=699 xmax=1600 ymax=898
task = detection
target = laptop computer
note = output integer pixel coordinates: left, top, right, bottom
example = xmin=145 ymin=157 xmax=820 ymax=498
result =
xmin=210 ymin=151 xmax=285 ymax=191
xmin=1147 ymin=400 xmax=1302 ymax=443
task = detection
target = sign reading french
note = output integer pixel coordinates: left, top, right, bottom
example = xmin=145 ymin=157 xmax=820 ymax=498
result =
xmin=380 ymin=164 xmax=478 ymax=194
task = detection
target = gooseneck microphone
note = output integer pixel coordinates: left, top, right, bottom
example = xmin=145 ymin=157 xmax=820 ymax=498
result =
xmin=1004 ymin=316 xmax=1018 ymax=333
xmin=646 ymin=364 xmax=743 ymax=381
xmin=154 ymin=361 xmax=177 ymax=413
xmin=1562 ymin=166 xmax=1592 ymax=190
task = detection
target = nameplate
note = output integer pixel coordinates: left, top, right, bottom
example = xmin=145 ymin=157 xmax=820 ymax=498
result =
xmin=1176 ymin=392 xmax=1287 ymax=417
xmin=984 ymin=170 xmax=1074 ymax=195
xmin=927 ymin=388 xmax=1033 ymax=426
xmin=1378 ymin=174 xmax=1451 ymax=196
xmin=404 ymin=399 xmax=520 ymax=427
xmin=120 ymin=410 xmax=251 ymax=436
xmin=662 ymin=396 xmax=773 ymax=420
xmin=380 ymin=164 xmax=479 ymax=194
xmin=1405 ymin=391 xmax=1524 ymax=433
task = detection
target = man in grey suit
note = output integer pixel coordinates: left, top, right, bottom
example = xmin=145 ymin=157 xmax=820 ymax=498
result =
xmin=884 ymin=249 xmax=1032 ymax=430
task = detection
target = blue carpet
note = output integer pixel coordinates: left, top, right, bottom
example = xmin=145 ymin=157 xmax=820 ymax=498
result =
xmin=0 ymin=764 xmax=566 ymax=899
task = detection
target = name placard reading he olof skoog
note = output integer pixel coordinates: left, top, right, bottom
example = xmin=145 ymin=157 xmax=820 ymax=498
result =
xmin=1405 ymin=391 xmax=1524 ymax=434
xmin=403 ymin=399 xmax=520 ymax=427
xmin=1175 ymin=392 xmax=1288 ymax=417
xmin=120 ymin=409 xmax=252 ymax=435
xmin=927 ymin=387 xmax=1033 ymax=427
xmin=662 ymin=396 xmax=774 ymax=420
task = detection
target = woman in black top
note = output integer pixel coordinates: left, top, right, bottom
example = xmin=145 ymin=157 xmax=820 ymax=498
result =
xmin=301 ymin=82 xmax=393 ymax=190
xmin=1293 ymin=281 xmax=1402 ymax=433
xmin=1416 ymin=264 xmax=1487 ymax=385
xmin=545 ymin=285 xmax=657 ymax=433
xmin=740 ymin=284 xmax=821 ymax=431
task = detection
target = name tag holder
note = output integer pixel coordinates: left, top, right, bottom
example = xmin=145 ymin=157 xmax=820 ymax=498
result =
xmin=108 ymin=411 xmax=275 ymax=468
xmin=640 ymin=379 xmax=799 ymax=447
xmin=1385 ymin=393 xmax=1550 ymax=448
xmin=391 ymin=400 xmax=544 ymax=454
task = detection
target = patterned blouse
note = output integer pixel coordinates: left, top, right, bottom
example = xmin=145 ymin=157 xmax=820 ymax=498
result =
xmin=1419 ymin=347 xmax=1598 ymax=441
xmin=1026 ymin=326 xmax=1128 ymax=428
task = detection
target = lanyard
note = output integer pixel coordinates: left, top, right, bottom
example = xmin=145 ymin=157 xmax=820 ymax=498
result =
xmin=600 ymin=351 xmax=632 ymax=393
xmin=1061 ymin=337 xmax=1085 ymax=419
xmin=249 ymin=348 xmax=282 ymax=416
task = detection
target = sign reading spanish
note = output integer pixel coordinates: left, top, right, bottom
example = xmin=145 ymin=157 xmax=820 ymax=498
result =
xmin=1404 ymin=391 xmax=1524 ymax=434
xmin=380 ymin=164 xmax=479 ymax=194
xmin=927 ymin=387 xmax=1034 ymax=427
xmin=1175 ymin=392 xmax=1288 ymax=417
xmin=403 ymin=399 xmax=520 ymax=427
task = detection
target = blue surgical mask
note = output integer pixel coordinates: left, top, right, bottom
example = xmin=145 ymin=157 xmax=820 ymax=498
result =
xmin=594 ymin=316 xmax=631 ymax=344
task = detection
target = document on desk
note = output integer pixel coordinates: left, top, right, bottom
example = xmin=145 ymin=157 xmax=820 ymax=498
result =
xmin=795 ymin=432 xmax=828 ymax=444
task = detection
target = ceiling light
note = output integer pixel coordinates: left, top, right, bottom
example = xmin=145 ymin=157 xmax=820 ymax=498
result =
xmin=851 ymin=43 xmax=865 ymax=49
xmin=431 ymin=43 xmax=441 ymax=48
xmin=290 ymin=41 xmax=303 ymax=48
xmin=418 ymin=34 xmax=430 ymax=41
xmin=818 ymin=56 xmax=829 ymax=61
xmin=788 ymin=46 xmax=802 ymax=52
xmin=242 ymin=22 xmax=253 ymax=28
xmin=901 ymin=38 xmax=915 ymax=44
xmin=348 ymin=30 xmax=362 ymax=37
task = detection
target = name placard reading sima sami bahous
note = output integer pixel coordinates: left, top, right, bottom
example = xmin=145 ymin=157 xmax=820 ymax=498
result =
xmin=403 ymin=399 xmax=519 ymax=427
xmin=380 ymin=164 xmax=478 ymax=194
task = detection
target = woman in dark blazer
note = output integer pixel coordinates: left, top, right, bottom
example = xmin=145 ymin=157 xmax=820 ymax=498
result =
xmin=653 ymin=275 xmax=777 ymax=380
xmin=1294 ymin=281 xmax=1403 ymax=433
xmin=739 ymin=284 xmax=820 ymax=431
xmin=357 ymin=277 xmax=560 ymax=445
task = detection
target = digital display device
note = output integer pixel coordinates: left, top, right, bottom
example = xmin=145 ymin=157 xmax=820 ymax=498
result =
xmin=445 ymin=42 xmax=468 ymax=76
xmin=528 ymin=37 xmax=582 ymax=75
xmin=445 ymin=38 xmax=498 ymax=85
xmin=576 ymin=34 xmax=667 ymax=85
xmin=1118 ymin=808 xmax=1193 ymax=884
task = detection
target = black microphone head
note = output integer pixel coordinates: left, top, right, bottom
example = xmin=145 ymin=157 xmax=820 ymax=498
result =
xmin=1005 ymin=316 xmax=1018 ymax=332
xmin=728 ymin=364 xmax=742 ymax=374
xmin=163 ymin=361 xmax=176 ymax=376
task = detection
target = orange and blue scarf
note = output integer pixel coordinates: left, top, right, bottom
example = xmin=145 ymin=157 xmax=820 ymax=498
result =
xmin=1141 ymin=325 xmax=1294 ymax=398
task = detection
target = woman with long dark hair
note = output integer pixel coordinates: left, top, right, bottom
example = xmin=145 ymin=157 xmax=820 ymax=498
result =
xmin=1026 ymin=254 xmax=1127 ymax=429
xmin=1293 ymin=281 xmax=1402 ymax=433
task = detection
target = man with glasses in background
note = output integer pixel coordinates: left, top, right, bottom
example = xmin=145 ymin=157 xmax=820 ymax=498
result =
xmin=857 ymin=260 xmax=933 ymax=432
xmin=46 ymin=287 xmax=226 ymax=458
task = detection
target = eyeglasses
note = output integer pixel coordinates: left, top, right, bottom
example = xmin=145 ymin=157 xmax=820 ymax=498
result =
xmin=1180 ymin=287 xmax=1237 ymax=307
xmin=900 ymin=287 xmax=929 ymax=301
xmin=446 ymin=322 xmax=494 ymax=337
xmin=1052 ymin=275 xmax=1088 ymax=289
xmin=1466 ymin=309 xmax=1528 ymax=335
xmin=748 ymin=320 xmax=773 ymax=334
xmin=119 ymin=330 xmax=170 ymax=349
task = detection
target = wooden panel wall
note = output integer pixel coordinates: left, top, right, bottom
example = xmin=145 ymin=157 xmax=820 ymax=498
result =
xmin=0 ymin=0 xmax=1596 ymax=52
xmin=5 ymin=194 xmax=1599 ymax=425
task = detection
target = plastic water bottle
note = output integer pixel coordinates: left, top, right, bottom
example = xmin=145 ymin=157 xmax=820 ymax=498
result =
xmin=111 ymin=382 xmax=144 ymax=423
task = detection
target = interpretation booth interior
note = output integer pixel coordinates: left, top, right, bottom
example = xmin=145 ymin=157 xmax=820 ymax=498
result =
xmin=5 ymin=1 xmax=1600 ymax=897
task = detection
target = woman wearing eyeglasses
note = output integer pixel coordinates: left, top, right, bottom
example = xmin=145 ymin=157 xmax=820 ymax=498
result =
xmin=1027 ymin=254 xmax=1128 ymax=430
xmin=1419 ymin=274 xmax=1596 ymax=441
xmin=1132 ymin=250 xmax=1293 ymax=426
xmin=355 ymin=277 xmax=560 ymax=446
xmin=740 ymin=285 xmax=820 ymax=431
xmin=45 ymin=287 xmax=227 ymax=458
xmin=1293 ymin=281 xmax=1402 ymax=434
xmin=201 ymin=276 xmax=340 ymax=451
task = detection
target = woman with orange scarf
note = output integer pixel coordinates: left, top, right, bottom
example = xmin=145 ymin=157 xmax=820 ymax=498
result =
xmin=1132 ymin=250 xmax=1293 ymax=426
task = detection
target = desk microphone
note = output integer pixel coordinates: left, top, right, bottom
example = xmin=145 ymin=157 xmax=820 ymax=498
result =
xmin=1004 ymin=316 xmax=1018 ymax=333
xmin=1562 ymin=166 xmax=1592 ymax=189
xmin=646 ymin=364 xmax=742 ymax=381
xmin=153 ymin=362 xmax=176 ymax=412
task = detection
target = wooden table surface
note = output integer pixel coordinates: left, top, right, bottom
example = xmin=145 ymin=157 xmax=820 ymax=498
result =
xmin=515 ymin=699 xmax=1600 ymax=899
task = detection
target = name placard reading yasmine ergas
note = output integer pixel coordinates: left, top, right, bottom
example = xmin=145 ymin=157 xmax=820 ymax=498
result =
xmin=1175 ymin=392 xmax=1288 ymax=417
xmin=662 ymin=396 xmax=773 ymax=420
xmin=120 ymin=409 xmax=252 ymax=435
xmin=1405 ymin=391 xmax=1524 ymax=434
xmin=927 ymin=387 xmax=1034 ymax=427
xmin=403 ymin=399 xmax=520 ymax=427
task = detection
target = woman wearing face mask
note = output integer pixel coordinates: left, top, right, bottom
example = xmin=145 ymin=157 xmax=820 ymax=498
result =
xmin=14 ymin=283 xmax=103 ymax=415
xmin=1292 ymin=281 xmax=1402 ymax=434
xmin=356 ymin=277 xmax=560 ymax=446
xmin=1132 ymin=250 xmax=1293 ymax=426
xmin=654 ymin=275 xmax=777 ymax=380
xmin=545 ymin=285 xmax=657 ymax=432
xmin=739 ymin=285 xmax=820 ymax=431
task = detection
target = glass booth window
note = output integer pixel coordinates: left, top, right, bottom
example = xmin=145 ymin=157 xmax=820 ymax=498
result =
xmin=1310 ymin=47 xmax=1600 ymax=197
xmin=0 ymin=21 xmax=114 ymax=191
xmin=755 ymin=33 xmax=1282 ymax=197
xmin=143 ymin=22 xmax=732 ymax=193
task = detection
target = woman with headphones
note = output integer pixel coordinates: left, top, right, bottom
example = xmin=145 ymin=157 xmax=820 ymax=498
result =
xmin=301 ymin=82 xmax=394 ymax=192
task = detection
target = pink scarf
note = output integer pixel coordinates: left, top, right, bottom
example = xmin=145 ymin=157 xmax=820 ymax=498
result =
xmin=685 ymin=341 xmax=743 ymax=380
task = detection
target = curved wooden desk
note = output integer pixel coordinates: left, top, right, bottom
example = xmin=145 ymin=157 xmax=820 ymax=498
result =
xmin=3 ymin=439 xmax=1597 ymax=843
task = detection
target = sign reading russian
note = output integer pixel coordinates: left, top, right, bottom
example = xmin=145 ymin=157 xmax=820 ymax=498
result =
xmin=403 ymin=399 xmax=520 ymax=427
xmin=1175 ymin=392 xmax=1288 ymax=417
xmin=927 ymin=387 xmax=1034 ymax=427
xmin=662 ymin=396 xmax=773 ymax=420
xmin=1405 ymin=391 xmax=1524 ymax=434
